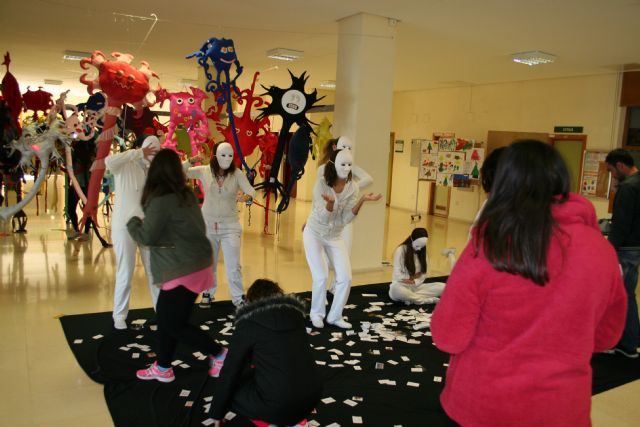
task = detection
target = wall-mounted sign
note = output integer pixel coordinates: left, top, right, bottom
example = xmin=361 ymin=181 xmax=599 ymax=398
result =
xmin=553 ymin=126 xmax=583 ymax=133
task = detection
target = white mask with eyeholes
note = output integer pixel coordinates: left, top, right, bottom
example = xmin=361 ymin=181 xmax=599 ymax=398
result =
xmin=336 ymin=136 xmax=352 ymax=151
xmin=412 ymin=237 xmax=428 ymax=251
xmin=334 ymin=149 xmax=353 ymax=179
xmin=216 ymin=142 xmax=234 ymax=170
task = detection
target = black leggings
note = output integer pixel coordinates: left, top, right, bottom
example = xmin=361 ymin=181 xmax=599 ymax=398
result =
xmin=156 ymin=285 xmax=223 ymax=368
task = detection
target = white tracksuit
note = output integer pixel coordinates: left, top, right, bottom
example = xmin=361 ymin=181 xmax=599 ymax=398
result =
xmin=184 ymin=165 xmax=256 ymax=305
xmin=316 ymin=164 xmax=372 ymax=286
xmin=304 ymin=177 xmax=359 ymax=323
xmin=105 ymin=149 xmax=159 ymax=321
xmin=388 ymin=245 xmax=445 ymax=304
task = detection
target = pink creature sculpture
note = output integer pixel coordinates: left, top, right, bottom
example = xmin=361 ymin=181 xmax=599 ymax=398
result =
xmin=156 ymin=86 xmax=210 ymax=156
xmin=78 ymin=51 xmax=159 ymax=229
xmin=216 ymin=72 xmax=270 ymax=169
xmin=22 ymin=86 xmax=54 ymax=121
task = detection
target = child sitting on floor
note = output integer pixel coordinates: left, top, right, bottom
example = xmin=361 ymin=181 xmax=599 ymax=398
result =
xmin=211 ymin=279 xmax=323 ymax=427
xmin=389 ymin=228 xmax=454 ymax=305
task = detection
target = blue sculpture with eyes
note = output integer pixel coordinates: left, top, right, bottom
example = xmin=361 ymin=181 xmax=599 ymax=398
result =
xmin=186 ymin=38 xmax=243 ymax=94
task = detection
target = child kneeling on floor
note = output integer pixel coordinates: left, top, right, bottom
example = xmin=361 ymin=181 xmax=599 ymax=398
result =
xmin=211 ymin=279 xmax=323 ymax=427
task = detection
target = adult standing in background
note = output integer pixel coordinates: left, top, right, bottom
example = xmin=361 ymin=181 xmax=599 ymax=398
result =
xmin=105 ymin=136 xmax=161 ymax=329
xmin=185 ymin=142 xmax=256 ymax=307
xmin=605 ymin=148 xmax=640 ymax=358
xmin=431 ymin=140 xmax=626 ymax=426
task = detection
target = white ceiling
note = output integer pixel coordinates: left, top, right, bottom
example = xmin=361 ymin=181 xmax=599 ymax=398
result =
xmin=1 ymin=0 xmax=639 ymax=101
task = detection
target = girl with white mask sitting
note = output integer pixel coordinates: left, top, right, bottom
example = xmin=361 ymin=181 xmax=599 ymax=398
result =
xmin=185 ymin=142 xmax=256 ymax=307
xmin=389 ymin=228 xmax=446 ymax=305
xmin=304 ymin=149 xmax=382 ymax=329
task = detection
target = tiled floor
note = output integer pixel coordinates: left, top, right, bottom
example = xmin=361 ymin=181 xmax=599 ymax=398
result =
xmin=0 ymin=188 xmax=638 ymax=426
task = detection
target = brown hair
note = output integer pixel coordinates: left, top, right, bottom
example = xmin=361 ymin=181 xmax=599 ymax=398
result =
xmin=246 ymin=279 xmax=284 ymax=303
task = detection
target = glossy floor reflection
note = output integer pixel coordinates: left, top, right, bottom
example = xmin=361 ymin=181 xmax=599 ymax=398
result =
xmin=0 ymin=195 xmax=638 ymax=426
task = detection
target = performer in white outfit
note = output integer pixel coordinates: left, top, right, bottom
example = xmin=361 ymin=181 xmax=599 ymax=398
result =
xmin=304 ymin=149 xmax=382 ymax=329
xmin=185 ymin=142 xmax=256 ymax=307
xmin=317 ymin=136 xmax=373 ymax=292
xmin=389 ymin=228 xmax=446 ymax=305
xmin=105 ymin=136 xmax=161 ymax=329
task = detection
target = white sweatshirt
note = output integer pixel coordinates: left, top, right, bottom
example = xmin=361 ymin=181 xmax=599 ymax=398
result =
xmin=305 ymin=177 xmax=359 ymax=240
xmin=317 ymin=163 xmax=373 ymax=190
xmin=105 ymin=149 xmax=147 ymax=230
xmin=184 ymin=164 xmax=256 ymax=224
xmin=392 ymin=245 xmax=427 ymax=285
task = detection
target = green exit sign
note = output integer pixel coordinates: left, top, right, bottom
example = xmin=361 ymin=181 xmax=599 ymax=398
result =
xmin=554 ymin=126 xmax=583 ymax=133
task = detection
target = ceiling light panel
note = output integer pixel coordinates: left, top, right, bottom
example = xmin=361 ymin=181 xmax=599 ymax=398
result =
xmin=511 ymin=51 xmax=556 ymax=66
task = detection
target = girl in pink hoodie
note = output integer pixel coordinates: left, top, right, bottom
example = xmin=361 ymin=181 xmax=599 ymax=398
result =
xmin=431 ymin=140 xmax=626 ymax=427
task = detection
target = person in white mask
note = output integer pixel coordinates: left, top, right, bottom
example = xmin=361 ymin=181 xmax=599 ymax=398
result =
xmin=316 ymin=136 xmax=373 ymax=294
xmin=185 ymin=142 xmax=256 ymax=307
xmin=389 ymin=228 xmax=446 ymax=305
xmin=105 ymin=135 xmax=161 ymax=329
xmin=304 ymin=149 xmax=382 ymax=329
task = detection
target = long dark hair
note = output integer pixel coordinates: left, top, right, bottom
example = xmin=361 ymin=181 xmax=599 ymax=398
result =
xmin=210 ymin=141 xmax=236 ymax=177
xmin=323 ymin=149 xmax=352 ymax=187
xmin=140 ymin=149 xmax=193 ymax=207
xmin=474 ymin=140 xmax=570 ymax=285
xmin=481 ymin=147 xmax=505 ymax=193
xmin=319 ymin=138 xmax=338 ymax=165
xmin=400 ymin=228 xmax=428 ymax=277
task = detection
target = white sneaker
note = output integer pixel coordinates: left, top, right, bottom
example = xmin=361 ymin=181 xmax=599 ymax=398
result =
xmin=311 ymin=317 xmax=324 ymax=329
xmin=440 ymin=247 xmax=456 ymax=257
xmin=114 ymin=318 xmax=127 ymax=330
xmin=328 ymin=319 xmax=352 ymax=329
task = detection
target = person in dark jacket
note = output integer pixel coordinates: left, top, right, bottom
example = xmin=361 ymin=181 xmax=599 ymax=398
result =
xmin=127 ymin=149 xmax=227 ymax=383
xmin=211 ymin=279 xmax=323 ymax=426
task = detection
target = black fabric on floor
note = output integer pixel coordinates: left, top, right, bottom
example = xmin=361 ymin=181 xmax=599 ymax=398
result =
xmin=60 ymin=278 xmax=640 ymax=427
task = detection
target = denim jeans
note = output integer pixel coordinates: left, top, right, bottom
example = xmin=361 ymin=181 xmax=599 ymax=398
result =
xmin=616 ymin=249 xmax=640 ymax=352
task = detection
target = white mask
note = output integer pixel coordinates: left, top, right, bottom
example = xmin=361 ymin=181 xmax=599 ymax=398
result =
xmin=336 ymin=136 xmax=352 ymax=151
xmin=216 ymin=142 xmax=234 ymax=170
xmin=334 ymin=149 xmax=353 ymax=179
xmin=412 ymin=237 xmax=428 ymax=251
xmin=141 ymin=135 xmax=161 ymax=167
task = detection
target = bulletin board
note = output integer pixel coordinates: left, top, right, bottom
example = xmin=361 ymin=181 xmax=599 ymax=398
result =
xmin=418 ymin=137 xmax=484 ymax=187
xmin=580 ymin=150 xmax=610 ymax=198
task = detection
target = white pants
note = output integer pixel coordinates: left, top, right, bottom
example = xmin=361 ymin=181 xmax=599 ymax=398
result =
xmin=303 ymin=227 xmax=352 ymax=323
xmin=328 ymin=223 xmax=353 ymax=291
xmin=112 ymin=227 xmax=159 ymax=321
xmin=206 ymin=221 xmax=244 ymax=305
xmin=389 ymin=281 xmax=445 ymax=305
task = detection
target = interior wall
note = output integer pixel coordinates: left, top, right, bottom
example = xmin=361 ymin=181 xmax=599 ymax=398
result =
xmin=390 ymin=73 xmax=624 ymax=221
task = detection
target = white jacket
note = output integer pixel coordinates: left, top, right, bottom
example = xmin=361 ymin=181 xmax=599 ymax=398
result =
xmin=184 ymin=164 xmax=256 ymax=224
xmin=305 ymin=177 xmax=359 ymax=240
xmin=105 ymin=149 xmax=147 ymax=230
xmin=392 ymin=245 xmax=427 ymax=285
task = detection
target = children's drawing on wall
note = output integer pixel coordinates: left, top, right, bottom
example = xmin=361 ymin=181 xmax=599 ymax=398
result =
xmin=452 ymin=173 xmax=470 ymax=188
xmin=420 ymin=154 xmax=438 ymax=180
xmin=464 ymin=148 xmax=484 ymax=178
xmin=438 ymin=138 xmax=457 ymax=152
xmin=436 ymin=173 xmax=453 ymax=187
xmin=437 ymin=150 xmax=465 ymax=174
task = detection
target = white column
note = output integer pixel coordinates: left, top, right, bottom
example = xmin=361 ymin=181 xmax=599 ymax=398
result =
xmin=334 ymin=13 xmax=397 ymax=271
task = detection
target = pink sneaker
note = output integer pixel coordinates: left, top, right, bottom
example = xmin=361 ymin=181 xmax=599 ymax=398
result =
xmin=208 ymin=347 xmax=228 ymax=377
xmin=136 ymin=361 xmax=175 ymax=383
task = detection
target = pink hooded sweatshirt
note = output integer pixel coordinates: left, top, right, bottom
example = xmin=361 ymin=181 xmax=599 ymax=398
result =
xmin=431 ymin=193 xmax=626 ymax=427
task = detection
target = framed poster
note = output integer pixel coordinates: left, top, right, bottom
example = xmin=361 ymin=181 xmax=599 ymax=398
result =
xmin=580 ymin=150 xmax=610 ymax=198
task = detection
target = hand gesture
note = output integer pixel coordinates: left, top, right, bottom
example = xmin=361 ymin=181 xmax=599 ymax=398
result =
xmin=190 ymin=153 xmax=204 ymax=164
xmin=362 ymin=192 xmax=382 ymax=202
xmin=142 ymin=145 xmax=158 ymax=161
xmin=321 ymin=194 xmax=335 ymax=204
